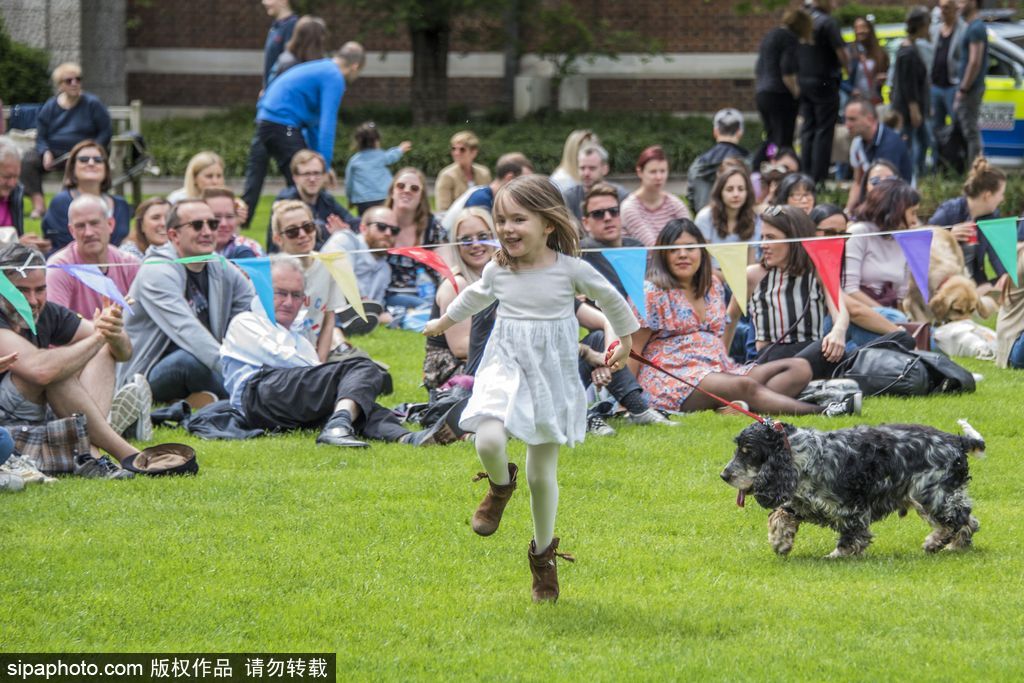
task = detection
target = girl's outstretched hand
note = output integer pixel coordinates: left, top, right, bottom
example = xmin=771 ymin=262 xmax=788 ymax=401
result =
xmin=423 ymin=318 xmax=446 ymax=337
xmin=604 ymin=338 xmax=631 ymax=372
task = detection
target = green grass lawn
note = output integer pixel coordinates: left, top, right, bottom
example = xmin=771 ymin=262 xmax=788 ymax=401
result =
xmin=4 ymin=320 xmax=1024 ymax=680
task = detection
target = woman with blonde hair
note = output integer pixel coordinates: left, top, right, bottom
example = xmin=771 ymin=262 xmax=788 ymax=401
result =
xmin=434 ymin=130 xmax=491 ymax=212
xmin=423 ymin=207 xmax=497 ymax=390
xmin=549 ymin=129 xmax=598 ymax=192
xmin=168 ymin=151 xmax=225 ymax=203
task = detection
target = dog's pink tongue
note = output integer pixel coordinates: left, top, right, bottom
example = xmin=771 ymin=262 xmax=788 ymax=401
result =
xmin=737 ymin=489 xmax=745 ymax=507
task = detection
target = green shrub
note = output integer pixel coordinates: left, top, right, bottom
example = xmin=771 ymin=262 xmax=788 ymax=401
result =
xmin=817 ymin=172 xmax=1024 ymax=218
xmin=0 ymin=15 xmax=51 ymax=104
xmin=145 ymin=107 xmax=765 ymax=178
xmin=834 ymin=3 xmax=909 ymax=28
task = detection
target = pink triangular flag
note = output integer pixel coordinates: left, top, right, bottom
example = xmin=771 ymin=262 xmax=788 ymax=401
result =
xmin=802 ymin=237 xmax=846 ymax=309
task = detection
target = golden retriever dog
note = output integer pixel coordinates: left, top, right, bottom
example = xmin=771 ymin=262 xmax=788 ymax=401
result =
xmin=903 ymin=228 xmax=996 ymax=324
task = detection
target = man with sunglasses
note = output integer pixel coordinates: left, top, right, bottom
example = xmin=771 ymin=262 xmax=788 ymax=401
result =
xmin=561 ymin=144 xmax=628 ymax=223
xmin=220 ymin=256 xmax=466 ymax=448
xmin=119 ymin=200 xmax=255 ymax=405
xmin=271 ymin=200 xmax=346 ymax=360
xmin=322 ymin=205 xmax=399 ymax=331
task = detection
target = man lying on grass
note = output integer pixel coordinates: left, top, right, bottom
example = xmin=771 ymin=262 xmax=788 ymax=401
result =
xmin=219 ymin=255 xmax=466 ymax=447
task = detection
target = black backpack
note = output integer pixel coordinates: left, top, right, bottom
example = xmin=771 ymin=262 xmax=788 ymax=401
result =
xmin=834 ymin=331 xmax=975 ymax=397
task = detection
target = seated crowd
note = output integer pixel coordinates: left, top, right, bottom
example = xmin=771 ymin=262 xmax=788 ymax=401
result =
xmin=0 ymin=91 xmax=1021 ymax=491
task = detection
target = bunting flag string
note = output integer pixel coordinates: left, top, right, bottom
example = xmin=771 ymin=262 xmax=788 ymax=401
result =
xmin=706 ymin=244 xmax=750 ymax=315
xmin=893 ymin=231 xmax=934 ymax=305
xmin=0 ymin=270 xmax=36 ymax=335
xmin=603 ymin=248 xmax=648 ymax=320
xmin=311 ymin=252 xmax=367 ymax=323
xmin=976 ymin=217 xmax=1019 ymax=286
xmin=386 ymin=246 xmax=459 ymax=294
xmin=233 ymin=257 xmax=276 ymax=325
xmin=56 ymin=264 xmax=134 ymax=315
xmin=801 ymin=236 xmax=846 ymax=309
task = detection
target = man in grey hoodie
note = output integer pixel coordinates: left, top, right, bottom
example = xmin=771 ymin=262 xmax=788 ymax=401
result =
xmin=119 ymin=199 xmax=254 ymax=404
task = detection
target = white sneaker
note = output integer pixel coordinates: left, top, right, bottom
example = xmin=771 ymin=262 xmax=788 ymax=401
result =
xmin=109 ymin=375 xmax=153 ymax=441
xmin=626 ymin=408 xmax=678 ymax=427
xmin=586 ymin=414 xmax=616 ymax=437
xmin=822 ymin=392 xmax=863 ymax=418
xmin=798 ymin=379 xmax=860 ymax=404
xmin=0 ymin=471 xmax=25 ymax=493
xmin=0 ymin=453 xmax=57 ymax=485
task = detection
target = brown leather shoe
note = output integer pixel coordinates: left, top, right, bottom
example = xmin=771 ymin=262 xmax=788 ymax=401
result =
xmin=528 ymin=537 xmax=575 ymax=603
xmin=471 ymin=462 xmax=518 ymax=536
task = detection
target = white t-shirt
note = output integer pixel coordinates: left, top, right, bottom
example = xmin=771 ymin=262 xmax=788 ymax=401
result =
xmin=292 ymin=256 xmax=347 ymax=346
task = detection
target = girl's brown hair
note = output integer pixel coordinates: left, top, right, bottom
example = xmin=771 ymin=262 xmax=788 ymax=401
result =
xmin=647 ymin=218 xmax=712 ymax=298
xmin=492 ymin=175 xmax=579 ymax=269
xmin=963 ymin=156 xmax=1006 ymax=198
xmin=286 ymin=15 xmax=328 ymax=64
xmin=760 ymin=205 xmax=816 ymax=276
xmin=709 ymin=165 xmax=757 ymax=241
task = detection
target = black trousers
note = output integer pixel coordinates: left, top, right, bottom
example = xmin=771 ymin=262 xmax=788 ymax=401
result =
xmin=241 ymin=357 xmax=409 ymax=442
xmin=798 ymin=83 xmax=840 ymax=184
xmin=753 ymin=90 xmax=799 ymax=170
xmin=253 ymin=120 xmax=305 ymax=185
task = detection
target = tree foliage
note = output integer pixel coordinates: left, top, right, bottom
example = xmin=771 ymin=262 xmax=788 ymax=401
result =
xmin=0 ymin=14 xmax=51 ymax=105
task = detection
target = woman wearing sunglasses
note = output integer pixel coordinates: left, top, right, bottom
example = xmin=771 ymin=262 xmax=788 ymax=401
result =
xmin=41 ymin=139 xmax=130 ymax=253
xmin=20 ymin=63 xmax=113 ymax=219
xmin=422 ymin=207 xmax=497 ymax=393
xmin=434 ymin=131 xmax=491 ymax=213
xmin=383 ymin=167 xmax=447 ymax=310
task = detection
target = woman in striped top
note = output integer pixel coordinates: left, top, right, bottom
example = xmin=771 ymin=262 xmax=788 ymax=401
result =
xmin=729 ymin=205 xmax=849 ymax=378
xmin=620 ymin=145 xmax=691 ymax=246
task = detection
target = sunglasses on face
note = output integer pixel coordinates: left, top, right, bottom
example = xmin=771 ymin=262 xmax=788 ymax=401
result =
xmin=173 ymin=218 xmax=219 ymax=232
xmin=369 ymin=222 xmax=401 ymax=236
xmin=585 ymin=207 xmax=620 ymax=220
xmin=457 ymin=232 xmax=493 ymax=246
xmin=63 ymin=76 xmax=82 ymax=85
xmin=279 ymin=221 xmax=316 ymax=239
xmin=395 ymin=182 xmax=421 ymax=194
xmin=76 ymin=155 xmax=104 ymax=165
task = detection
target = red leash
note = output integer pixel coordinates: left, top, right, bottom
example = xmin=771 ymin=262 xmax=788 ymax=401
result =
xmin=604 ymin=341 xmax=766 ymax=424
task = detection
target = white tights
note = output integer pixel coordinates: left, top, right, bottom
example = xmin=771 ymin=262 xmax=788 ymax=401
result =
xmin=475 ymin=418 xmax=560 ymax=550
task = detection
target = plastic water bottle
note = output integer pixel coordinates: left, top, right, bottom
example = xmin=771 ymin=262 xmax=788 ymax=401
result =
xmin=416 ymin=267 xmax=436 ymax=302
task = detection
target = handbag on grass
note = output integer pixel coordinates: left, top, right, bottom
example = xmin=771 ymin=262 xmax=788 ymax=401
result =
xmin=9 ymin=413 xmax=90 ymax=474
xmin=834 ymin=331 xmax=975 ymax=397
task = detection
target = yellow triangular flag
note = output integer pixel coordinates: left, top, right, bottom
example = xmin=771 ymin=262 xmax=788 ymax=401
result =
xmin=706 ymin=244 xmax=749 ymax=315
xmin=311 ymin=252 xmax=367 ymax=322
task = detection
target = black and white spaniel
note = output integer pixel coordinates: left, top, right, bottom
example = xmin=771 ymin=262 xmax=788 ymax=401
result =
xmin=720 ymin=419 xmax=986 ymax=557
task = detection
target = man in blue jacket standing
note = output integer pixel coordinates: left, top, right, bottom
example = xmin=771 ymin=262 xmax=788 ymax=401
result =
xmin=249 ymin=41 xmax=365 ymax=200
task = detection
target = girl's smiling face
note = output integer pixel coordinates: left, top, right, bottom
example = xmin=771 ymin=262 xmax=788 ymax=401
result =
xmin=494 ymin=196 xmax=553 ymax=265
xmin=667 ymin=231 xmax=702 ymax=283
xmin=141 ymin=203 xmax=168 ymax=246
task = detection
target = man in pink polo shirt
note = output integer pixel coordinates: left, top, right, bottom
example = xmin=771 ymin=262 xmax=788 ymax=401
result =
xmin=46 ymin=194 xmax=140 ymax=318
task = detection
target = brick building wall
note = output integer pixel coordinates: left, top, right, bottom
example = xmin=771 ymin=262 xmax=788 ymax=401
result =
xmin=124 ymin=0 xmax=911 ymax=112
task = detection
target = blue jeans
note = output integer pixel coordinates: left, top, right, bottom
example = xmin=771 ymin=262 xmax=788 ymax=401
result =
xmin=1008 ymin=332 xmax=1024 ymax=369
xmin=0 ymin=427 xmax=13 ymax=466
xmin=847 ymin=307 xmax=907 ymax=348
xmin=931 ymin=84 xmax=957 ymax=131
xmin=385 ymin=293 xmax=429 ymax=309
xmin=903 ymin=122 xmax=932 ymax=180
xmin=147 ymin=349 xmax=227 ymax=403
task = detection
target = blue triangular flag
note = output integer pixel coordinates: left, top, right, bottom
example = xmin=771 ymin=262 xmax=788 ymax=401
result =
xmin=234 ymin=257 xmax=276 ymax=326
xmin=893 ymin=231 xmax=933 ymax=305
xmin=603 ymin=247 xmax=647 ymax=321
xmin=55 ymin=264 xmax=133 ymax=314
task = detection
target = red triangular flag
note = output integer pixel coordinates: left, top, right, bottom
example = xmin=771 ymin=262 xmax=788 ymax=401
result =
xmin=386 ymin=246 xmax=459 ymax=294
xmin=802 ymin=237 xmax=846 ymax=309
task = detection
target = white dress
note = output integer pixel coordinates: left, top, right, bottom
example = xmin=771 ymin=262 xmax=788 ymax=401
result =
xmin=445 ymin=254 xmax=640 ymax=446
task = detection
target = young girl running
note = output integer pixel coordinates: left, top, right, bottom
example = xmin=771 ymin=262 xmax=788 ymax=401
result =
xmin=424 ymin=175 xmax=639 ymax=603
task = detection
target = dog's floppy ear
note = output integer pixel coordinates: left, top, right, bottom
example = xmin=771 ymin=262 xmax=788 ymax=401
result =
xmin=930 ymin=288 xmax=952 ymax=323
xmin=752 ymin=430 xmax=798 ymax=509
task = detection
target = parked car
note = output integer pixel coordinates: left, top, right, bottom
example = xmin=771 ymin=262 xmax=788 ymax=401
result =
xmin=843 ymin=22 xmax=1024 ymax=165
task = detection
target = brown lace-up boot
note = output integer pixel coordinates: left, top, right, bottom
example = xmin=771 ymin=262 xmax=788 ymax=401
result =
xmin=528 ymin=537 xmax=575 ymax=603
xmin=471 ymin=463 xmax=518 ymax=536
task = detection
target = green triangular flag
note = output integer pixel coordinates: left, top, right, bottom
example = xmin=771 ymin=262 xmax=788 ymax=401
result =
xmin=0 ymin=270 xmax=37 ymax=335
xmin=977 ymin=216 xmax=1019 ymax=286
